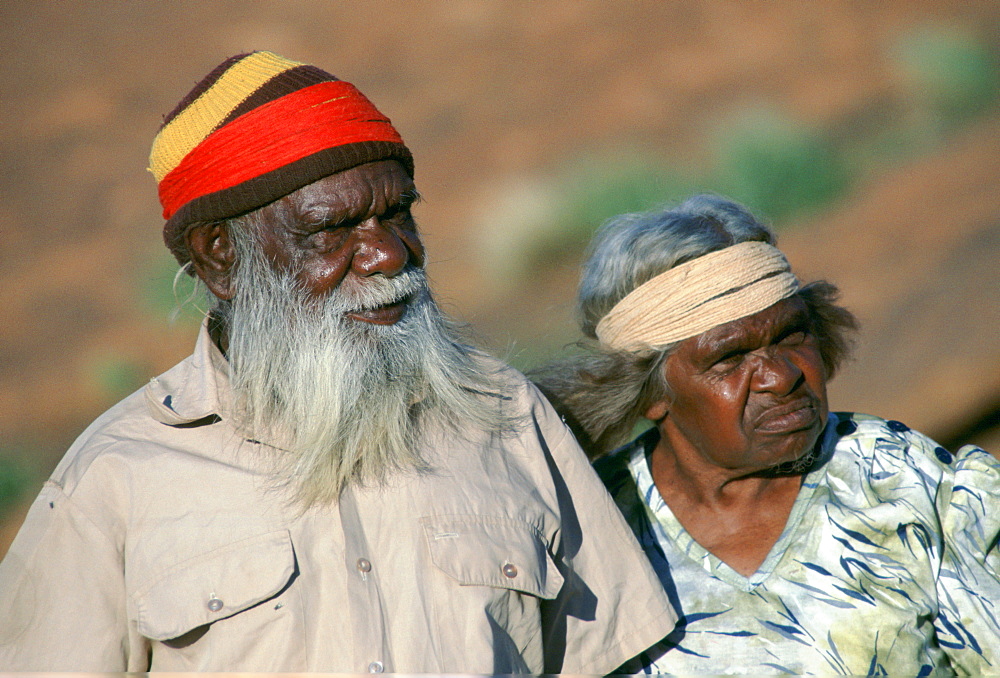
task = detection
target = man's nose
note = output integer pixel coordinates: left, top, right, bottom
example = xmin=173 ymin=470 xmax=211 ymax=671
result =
xmin=351 ymin=218 xmax=412 ymax=277
xmin=750 ymin=349 xmax=803 ymax=395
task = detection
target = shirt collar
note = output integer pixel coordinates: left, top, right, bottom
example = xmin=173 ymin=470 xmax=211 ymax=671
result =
xmin=144 ymin=320 xmax=232 ymax=426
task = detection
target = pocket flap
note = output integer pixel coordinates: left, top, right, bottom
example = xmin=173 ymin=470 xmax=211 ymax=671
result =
xmin=133 ymin=529 xmax=295 ymax=641
xmin=421 ymin=516 xmax=564 ymax=599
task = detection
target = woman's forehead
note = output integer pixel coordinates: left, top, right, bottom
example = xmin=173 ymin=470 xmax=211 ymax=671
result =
xmin=687 ymin=296 xmax=809 ymax=351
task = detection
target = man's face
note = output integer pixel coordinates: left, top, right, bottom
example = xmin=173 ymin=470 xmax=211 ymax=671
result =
xmin=219 ymin=158 xmax=509 ymax=504
xmin=656 ymin=296 xmax=829 ymax=474
xmin=251 ymin=159 xmax=425 ymax=325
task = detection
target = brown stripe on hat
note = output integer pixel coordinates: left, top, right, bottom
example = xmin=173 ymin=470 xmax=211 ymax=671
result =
xmin=160 ymin=53 xmax=251 ymax=128
xmin=218 ymin=65 xmax=338 ymax=129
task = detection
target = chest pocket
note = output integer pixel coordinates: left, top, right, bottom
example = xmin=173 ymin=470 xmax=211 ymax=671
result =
xmin=420 ymin=516 xmax=564 ymax=599
xmin=132 ymin=529 xmax=295 ymax=641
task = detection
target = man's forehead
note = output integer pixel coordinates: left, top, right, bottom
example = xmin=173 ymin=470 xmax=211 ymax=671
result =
xmin=286 ymin=160 xmax=415 ymax=220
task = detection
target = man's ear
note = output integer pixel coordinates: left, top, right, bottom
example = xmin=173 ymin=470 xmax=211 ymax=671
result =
xmin=186 ymin=221 xmax=236 ymax=300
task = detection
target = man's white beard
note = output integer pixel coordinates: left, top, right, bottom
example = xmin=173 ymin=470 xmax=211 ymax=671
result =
xmin=216 ymin=245 xmax=513 ymax=507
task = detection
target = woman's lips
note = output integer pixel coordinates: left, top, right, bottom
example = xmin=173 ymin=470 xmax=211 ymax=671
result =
xmin=346 ymin=300 xmax=407 ymax=325
xmin=755 ymin=400 xmax=819 ymax=433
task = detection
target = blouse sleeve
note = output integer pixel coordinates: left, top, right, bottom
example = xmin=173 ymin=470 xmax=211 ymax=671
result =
xmin=934 ymin=442 xmax=1000 ymax=674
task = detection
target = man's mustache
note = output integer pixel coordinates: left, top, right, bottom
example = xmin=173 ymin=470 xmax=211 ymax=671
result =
xmin=328 ymin=266 xmax=426 ymax=315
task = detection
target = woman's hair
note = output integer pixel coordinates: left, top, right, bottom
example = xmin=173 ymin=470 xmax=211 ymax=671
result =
xmin=532 ymin=194 xmax=857 ymax=459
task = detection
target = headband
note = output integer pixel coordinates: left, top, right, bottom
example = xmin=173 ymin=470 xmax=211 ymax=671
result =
xmin=595 ymin=241 xmax=799 ymax=353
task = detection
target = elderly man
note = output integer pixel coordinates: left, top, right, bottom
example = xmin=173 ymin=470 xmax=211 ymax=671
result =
xmin=0 ymin=51 xmax=675 ymax=673
xmin=535 ymin=194 xmax=1000 ymax=674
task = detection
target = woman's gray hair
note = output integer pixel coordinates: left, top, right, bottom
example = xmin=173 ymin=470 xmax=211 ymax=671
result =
xmin=532 ymin=194 xmax=856 ymax=459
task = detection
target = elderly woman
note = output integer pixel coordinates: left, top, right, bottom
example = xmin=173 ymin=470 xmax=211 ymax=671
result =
xmin=534 ymin=194 xmax=1000 ymax=675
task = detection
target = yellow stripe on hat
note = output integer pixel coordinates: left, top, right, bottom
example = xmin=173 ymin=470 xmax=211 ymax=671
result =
xmin=148 ymin=51 xmax=304 ymax=181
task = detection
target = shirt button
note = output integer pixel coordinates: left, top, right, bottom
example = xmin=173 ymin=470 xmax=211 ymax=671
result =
xmin=207 ymin=597 xmax=224 ymax=612
xmin=357 ymin=558 xmax=372 ymax=573
xmin=502 ymin=563 xmax=518 ymax=578
xmin=368 ymin=661 xmax=384 ymax=673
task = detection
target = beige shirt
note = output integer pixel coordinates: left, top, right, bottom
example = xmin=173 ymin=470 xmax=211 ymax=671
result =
xmin=0 ymin=325 xmax=675 ymax=673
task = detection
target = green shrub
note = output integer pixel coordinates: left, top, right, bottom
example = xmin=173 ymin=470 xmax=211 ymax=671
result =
xmin=139 ymin=249 xmax=202 ymax=324
xmin=710 ymin=109 xmax=851 ymax=225
xmin=894 ymin=25 xmax=999 ymax=130
xmin=0 ymin=455 xmax=36 ymax=519
xmin=531 ymin=154 xmax=695 ymax=268
xmin=556 ymin=155 xmax=694 ymax=238
xmin=476 ymin=154 xmax=695 ymax=280
xmin=88 ymin=355 xmax=148 ymax=402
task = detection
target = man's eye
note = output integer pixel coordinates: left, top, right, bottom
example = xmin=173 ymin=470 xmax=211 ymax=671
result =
xmin=382 ymin=206 xmax=411 ymax=223
xmin=306 ymin=217 xmax=348 ymax=232
xmin=383 ymin=210 xmax=417 ymax=233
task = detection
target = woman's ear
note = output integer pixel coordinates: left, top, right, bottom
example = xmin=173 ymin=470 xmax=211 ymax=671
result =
xmin=644 ymin=400 xmax=669 ymax=422
xmin=643 ymin=356 xmax=673 ymax=422
xmin=186 ymin=221 xmax=236 ymax=301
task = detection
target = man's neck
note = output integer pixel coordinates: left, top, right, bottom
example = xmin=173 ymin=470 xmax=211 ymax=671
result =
xmin=207 ymin=310 xmax=229 ymax=356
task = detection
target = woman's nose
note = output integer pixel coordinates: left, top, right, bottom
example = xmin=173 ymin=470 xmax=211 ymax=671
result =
xmin=751 ymin=349 xmax=803 ymax=395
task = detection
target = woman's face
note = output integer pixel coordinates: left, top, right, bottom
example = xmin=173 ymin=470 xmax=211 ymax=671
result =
xmin=653 ymin=296 xmax=829 ymax=474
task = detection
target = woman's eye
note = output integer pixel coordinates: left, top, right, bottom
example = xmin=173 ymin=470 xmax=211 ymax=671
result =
xmin=713 ymin=352 xmax=744 ymax=369
xmin=778 ymin=330 xmax=807 ymax=345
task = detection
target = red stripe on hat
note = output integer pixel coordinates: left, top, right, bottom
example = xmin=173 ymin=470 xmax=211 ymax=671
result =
xmin=158 ymin=81 xmax=404 ymax=219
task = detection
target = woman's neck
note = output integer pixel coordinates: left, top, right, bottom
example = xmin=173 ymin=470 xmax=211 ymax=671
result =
xmin=648 ymin=436 xmax=805 ymax=577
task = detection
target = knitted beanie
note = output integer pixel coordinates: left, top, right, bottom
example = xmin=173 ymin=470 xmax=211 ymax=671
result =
xmin=149 ymin=51 xmax=414 ymax=264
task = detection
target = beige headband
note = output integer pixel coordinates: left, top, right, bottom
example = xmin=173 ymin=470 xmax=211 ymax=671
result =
xmin=595 ymin=241 xmax=799 ymax=353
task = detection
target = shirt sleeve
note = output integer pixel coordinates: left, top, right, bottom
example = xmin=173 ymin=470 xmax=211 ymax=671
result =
xmin=0 ymin=480 xmax=147 ymax=671
xmin=525 ymin=381 xmax=678 ymax=674
xmin=933 ymin=442 xmax=1000 ymax=674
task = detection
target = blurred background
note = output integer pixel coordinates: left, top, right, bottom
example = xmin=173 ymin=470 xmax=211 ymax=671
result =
xmin=2 ymin=1 xmax=999 ymax=556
